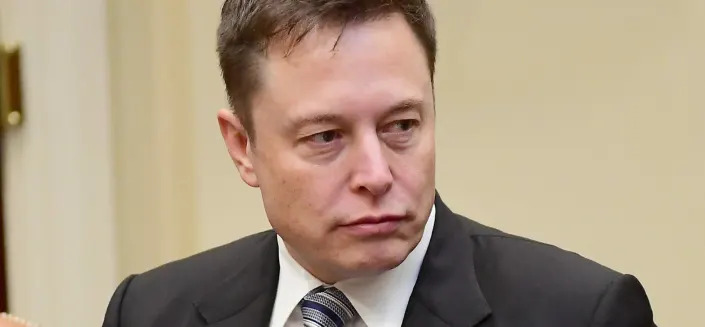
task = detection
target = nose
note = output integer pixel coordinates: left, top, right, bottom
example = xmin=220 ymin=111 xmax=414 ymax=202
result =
xmin=349 ymin=134 xmax=393 ymax=196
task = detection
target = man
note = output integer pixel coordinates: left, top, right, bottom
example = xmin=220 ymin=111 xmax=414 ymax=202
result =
xmin=103 ymin=0 xmax=655 ymax=326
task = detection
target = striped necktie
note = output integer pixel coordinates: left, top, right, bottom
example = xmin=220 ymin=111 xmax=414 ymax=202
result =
xmin=301 ymin=286 xmax=358 ymax=327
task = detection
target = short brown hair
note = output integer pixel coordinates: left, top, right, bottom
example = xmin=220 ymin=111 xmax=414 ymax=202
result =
xmin=217 ymin=0 xmax=436 ymax=138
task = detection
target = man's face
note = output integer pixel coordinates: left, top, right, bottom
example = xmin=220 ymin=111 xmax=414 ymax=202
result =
xmin=219 ymin=13 xmax=436 ymax=282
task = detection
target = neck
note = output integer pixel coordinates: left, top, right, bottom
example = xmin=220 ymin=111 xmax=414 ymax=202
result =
xmin=283 ymin=242 xmax=349 ymax=284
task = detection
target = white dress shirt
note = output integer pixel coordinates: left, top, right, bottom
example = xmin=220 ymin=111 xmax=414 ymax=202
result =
xmin=269 ymin=205 xmax=436 ymax=327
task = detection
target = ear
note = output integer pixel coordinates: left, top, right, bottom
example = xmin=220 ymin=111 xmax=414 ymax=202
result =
xmin=217 ymin=109 xmax=259 ymax=187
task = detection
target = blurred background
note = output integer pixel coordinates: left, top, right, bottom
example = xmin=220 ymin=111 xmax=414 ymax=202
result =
xmin=0 ymin=0 xmax=703 ymax=326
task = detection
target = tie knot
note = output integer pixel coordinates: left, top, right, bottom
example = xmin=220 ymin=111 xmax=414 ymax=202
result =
xmin=301 ymin=286 xmax=358 ymax=327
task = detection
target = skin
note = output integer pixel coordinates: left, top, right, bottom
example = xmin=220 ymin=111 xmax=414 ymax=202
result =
xmin=218 ymin=13 xmax=436 ymax=284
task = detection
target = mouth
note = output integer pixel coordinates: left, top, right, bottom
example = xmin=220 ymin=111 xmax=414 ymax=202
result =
xmin=339 ymin=215 xmax=407 ymax=237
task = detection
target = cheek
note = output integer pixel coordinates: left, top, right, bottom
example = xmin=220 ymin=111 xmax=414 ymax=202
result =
xmin=418 ymin=131 xmax=436 ymax=185
xmin=258 ymin=155 xmax=344 ymax=232
xmin=393 ymin=138 xmax=435 ymax=193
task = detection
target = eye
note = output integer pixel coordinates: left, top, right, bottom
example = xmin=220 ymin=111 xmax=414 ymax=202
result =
xmin=307 ymin=130 xmax=342 ymax=145
xmin=380 ymin=119 xmax=420 ymax=148
xmin=383 ymin=119 xmax=419 ymax=134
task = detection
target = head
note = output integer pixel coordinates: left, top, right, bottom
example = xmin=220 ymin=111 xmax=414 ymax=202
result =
xmin=217 ymin=0 xmax=437 ymax=283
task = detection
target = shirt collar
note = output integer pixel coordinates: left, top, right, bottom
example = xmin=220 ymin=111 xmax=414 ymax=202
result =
xmin=270 ymin=205 xmax=436 ymax=326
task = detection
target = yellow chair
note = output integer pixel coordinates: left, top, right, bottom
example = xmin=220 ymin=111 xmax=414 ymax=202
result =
xmin=0 ymin=313 xmax=37 ymax=327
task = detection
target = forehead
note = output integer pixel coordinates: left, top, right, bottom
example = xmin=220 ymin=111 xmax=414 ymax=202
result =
xmin=251 ymin=13 xmax=433 ymax=123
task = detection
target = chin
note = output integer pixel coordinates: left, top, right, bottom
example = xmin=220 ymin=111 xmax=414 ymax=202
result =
xmin=348 ymin=240 xmax=415 ymax=275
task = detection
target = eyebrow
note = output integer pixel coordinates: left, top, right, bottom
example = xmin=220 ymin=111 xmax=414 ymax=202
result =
xmin=287 ymin=113 xmax=343 ymax=135
xmin=384 ymin=99 xmax=424 ymax=118
xmin=287 ymin=98 xmax=425 ymax=134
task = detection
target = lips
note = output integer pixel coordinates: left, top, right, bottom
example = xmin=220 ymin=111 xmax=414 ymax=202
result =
xmin=340 ymin=215 xmax=407 ymax=237
xmin=344 ymin=215 xmax=406 ymax=226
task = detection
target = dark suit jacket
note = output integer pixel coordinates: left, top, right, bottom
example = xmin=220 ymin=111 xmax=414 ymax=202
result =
xmin=103 ymin=194 xmax=655 ymax=326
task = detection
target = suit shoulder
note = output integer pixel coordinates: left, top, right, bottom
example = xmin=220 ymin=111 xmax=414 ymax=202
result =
xmin=116 ymin=230 xmax=276 ymax=324
xmin=454 ymin=214 xmax=624 ymax=321
xmin=456 ymin=213 xmax=619 ymax=281
xmin=134 ymin=230 xmax=274 ymax=286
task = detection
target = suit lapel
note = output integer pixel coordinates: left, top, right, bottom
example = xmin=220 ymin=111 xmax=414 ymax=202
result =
xmin=193 ymin=231 xmax=280 ymax=327
xmin=402 ymin=193 xmax=492 ymax=326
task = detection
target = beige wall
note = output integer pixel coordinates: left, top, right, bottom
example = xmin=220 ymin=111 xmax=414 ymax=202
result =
xmin=109 ymin=1 xmax=704 ymax=326
xmin=185 ymin=0 xmax=271 ymax=253
xmin=2 ymin=1 xmax=117 ymax=326
xmin=108 ymin=0 xmax=197 ymax=276
xmin=430 ymin=1 xmax=705 ymax=326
